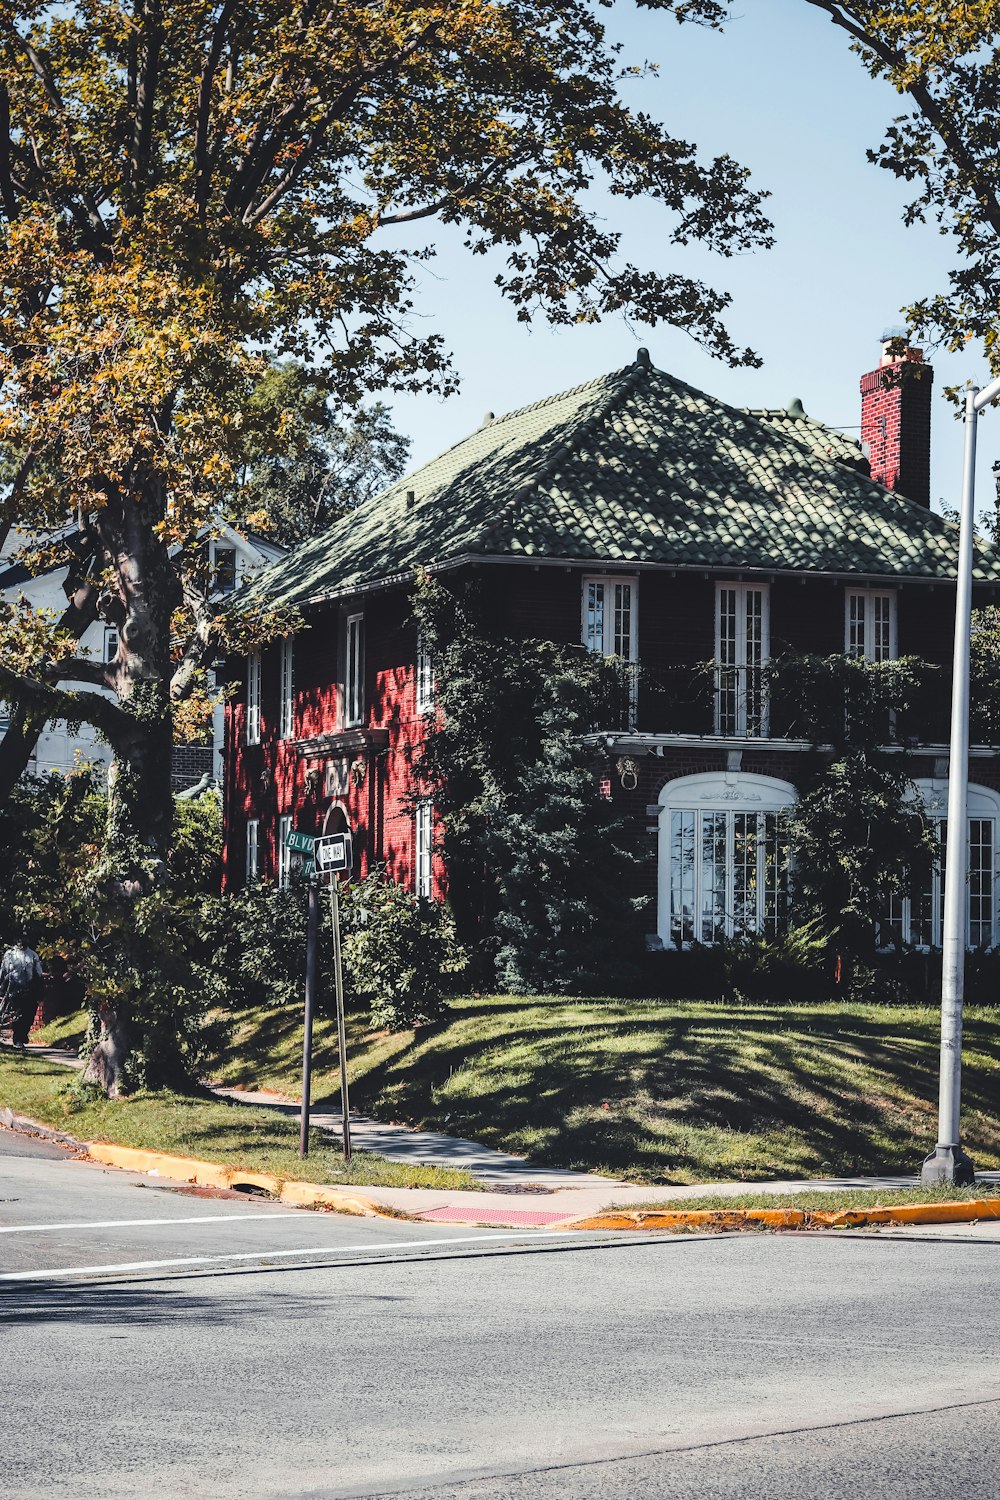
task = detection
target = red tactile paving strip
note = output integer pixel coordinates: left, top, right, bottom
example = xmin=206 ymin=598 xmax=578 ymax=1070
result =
xmin=417 ymin=1206 xmax=571 ymax=1227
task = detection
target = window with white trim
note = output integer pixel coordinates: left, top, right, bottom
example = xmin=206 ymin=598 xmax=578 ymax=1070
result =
xmin=845 ymin=588 xmax=897 ymax=662
xmin=104 ymin=626 xmax=119 ymax=664
xmin=245 ymin=819 xmax=259 ymax=886
xmin=416 ymin=631 xmax=434 ymax=713
xmin=415 ymin=800 xmax=433 ymax=900
xmin=879 ymin=781 xmax=999 ymax=950
xmin=658 ymin=772 xmax=795 ymax=946
xmin=278 ymin=814 xmax=293 ymax=890
xmin=246 ymin=650 xmax=261 ymax=745
xmin=279 ymin=637 xmax=295 ymax=740
xmin=344 ymin=613 xmax=364 ymax=728
xmin=213 ymin=545 xmax=237 ymax=596
xmin=583 ymin=576 xmax=638 ymax=723
xmin=715 ymin=583 xmax=769 ymax=736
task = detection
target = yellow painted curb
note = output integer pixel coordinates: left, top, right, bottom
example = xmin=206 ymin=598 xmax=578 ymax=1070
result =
xmin=570 ymin=1199 xmax=1000 ymax=1233
xmin=85 ymin=1141 xmax=385 ymax=1219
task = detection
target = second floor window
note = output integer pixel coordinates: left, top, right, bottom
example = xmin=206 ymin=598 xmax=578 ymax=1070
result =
xmin=583 ymin=576 xmax=637 ymax=661
xmin=246 ymin=650 xmax=261 ymax=745
xmin=846 ymin=588 xmax=897 ymax=661
xmin=716 ymin=583 xmax=769 ymax=736
xmin=416 ymin=631 xmax=434 ymax=713
xmin=344 ymin=612 xmax=365 ymax=728
xmin=279 ymin=637 xmax=295 ymax=740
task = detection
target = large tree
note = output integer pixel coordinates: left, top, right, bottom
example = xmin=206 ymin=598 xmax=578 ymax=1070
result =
xmin=0 ymin=0 xmax=771 ymax=897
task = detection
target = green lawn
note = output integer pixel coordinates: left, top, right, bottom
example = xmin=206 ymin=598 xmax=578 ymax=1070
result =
xmin=0 ymin=1051 xmax=479 ymax=1191
xmin=189 ymin=993 xmax=1000 ymax=1185
xmin=35 ymin=995 xmax=1000 ymax=1186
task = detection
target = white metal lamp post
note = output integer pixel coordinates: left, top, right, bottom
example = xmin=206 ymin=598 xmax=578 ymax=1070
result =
xmin=922 ymin=374 xmax=1000 ymax=1185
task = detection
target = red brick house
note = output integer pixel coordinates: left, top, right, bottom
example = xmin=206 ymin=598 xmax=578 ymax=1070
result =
xmin=224 ymin=338 xmax=1000 ymax=952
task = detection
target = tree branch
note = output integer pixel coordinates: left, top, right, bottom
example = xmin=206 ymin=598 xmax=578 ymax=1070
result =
xmin=128 ymin=0 xmax=163 ymax=207
xmin=0 ymin=664 xmax=128 ymax=749
xmin=803 ymin=0 xmax=1000 ymax=241
xmin=193 ymin=0 xmax=238 ymax=216
xmin=0 ymin=81 xmax=17 ymax=219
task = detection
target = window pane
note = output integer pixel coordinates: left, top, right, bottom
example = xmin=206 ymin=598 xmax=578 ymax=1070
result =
xmin=585 ymin=582 xmax=605 ymax=654
xmin=872 ymin=595 xmax=891 ymax=663
xmin=346 ymin=615 xmax=364 ymax=726
xmin=246 ymin=651 xmax=261 ymax=745
xmin=847 ymin=594 xmax=866 ymax=659
xmin=732 ymin=813 xmax=760 ymax=933
xmin=670 ymin=810 xmax=696 ymax=945
xmin=762 ymin=813 xmax=790 ymax=936
xmin=278 ymin=815 xmax=292 ymax=889
xmin=215 ymin=547 xmax=237 ymax=595
xmin=612 ymin=583 xmax=633 ymax=661
xmin=969 ymin=818 xmax=994 ymax=948
xmin=717 ymin=589 xmax=738 ymax=734
xmin=700 ymin=812 xmax=727 ymax=943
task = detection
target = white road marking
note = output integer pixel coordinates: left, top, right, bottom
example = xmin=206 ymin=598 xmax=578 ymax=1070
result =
xmin=0 ymin=1212 xmax=306 ymax=1235
xmin=0 ymin=1230 xmax=572 ymax=1281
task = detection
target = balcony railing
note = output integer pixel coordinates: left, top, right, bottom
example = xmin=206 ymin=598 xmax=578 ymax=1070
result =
xmin=714 ymin=665 xmax=769 ymax=738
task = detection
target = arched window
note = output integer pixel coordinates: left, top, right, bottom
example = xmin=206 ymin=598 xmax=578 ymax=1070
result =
xmin=880 ymin=780 xmax=1000 ymax=950
xmin=658 ymin=772 xmax=796 ymax=947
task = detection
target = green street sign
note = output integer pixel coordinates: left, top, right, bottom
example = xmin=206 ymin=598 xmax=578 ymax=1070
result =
xmin=301 ymin=858 xmax=316 ymax=877
xmin=286 ymin=829 xmax=315 ymax=854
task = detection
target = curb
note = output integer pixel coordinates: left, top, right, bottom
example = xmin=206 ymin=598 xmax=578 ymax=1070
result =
xmin=85 ymin=1142 xmax=384 ymax=1218
xmin=1 ymin=1107 xmax=89 ymax=1152
xmin=569 ymin=1200 xmax=1000 ymax=1233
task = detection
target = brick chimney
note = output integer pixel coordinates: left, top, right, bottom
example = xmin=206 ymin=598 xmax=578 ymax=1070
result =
xmin=860 ymin=330 xmax=933 ymax=507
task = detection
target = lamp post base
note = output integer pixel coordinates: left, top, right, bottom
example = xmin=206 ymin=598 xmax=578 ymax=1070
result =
xmin=920 ymin=1144 xmax=976 ymax=1186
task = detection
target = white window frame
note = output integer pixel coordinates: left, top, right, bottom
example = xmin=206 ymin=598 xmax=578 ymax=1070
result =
xmin=715 ymin=583 xmax=770 ymax=737
xmin=415 ymin=800 xmax=433 ymax=900
xmin=658 ymin=771 xmax=796 ymax=947
xmin=279 ymin=636 xmax=295 ymax=740
xmin=104 ymin=625 xmax=119 ymax=664
xmin=416 ymin=631 xmax=434 ymax=714
xmin=278 ymin=814 xmax=293 ymax=890
xmin=582 ymin=575 xmax=639 ymax=725
xmin=845 ymin=588 xmax=897 ymax=662
xmin=581 ymin=574 xmax=639 ymax=662
xmin=246 ymin=650 xmax=261 ymax=746
xmin=879 ymin=780 xmax=1000 ymax=951
xmin=213 ymin=544 xmax=238 ymax=596
xmin=344 ymin=613 xmax=365 ymax=729
xmin=245 ymin=819 xmax=259 ymax=886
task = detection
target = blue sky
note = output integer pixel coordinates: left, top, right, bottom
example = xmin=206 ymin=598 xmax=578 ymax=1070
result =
xmin=381 ymin=1 xmax=994 ymax=520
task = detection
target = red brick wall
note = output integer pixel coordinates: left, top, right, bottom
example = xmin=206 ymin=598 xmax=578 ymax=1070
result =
xmin=222 ymin=560 xmax=997 ymax=898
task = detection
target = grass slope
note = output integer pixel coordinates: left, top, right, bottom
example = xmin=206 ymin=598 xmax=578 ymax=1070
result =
xmin=204 ymin=994 xmax=1000 ymax=1184
xmin=0 ymin=1050 xmax=479 ymax=1191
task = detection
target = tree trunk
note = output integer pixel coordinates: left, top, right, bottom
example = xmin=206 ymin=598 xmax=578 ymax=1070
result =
xmin=0 ymin=703 xmax=44 ymax=800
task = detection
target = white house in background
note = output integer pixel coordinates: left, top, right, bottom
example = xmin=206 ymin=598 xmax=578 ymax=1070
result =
xmin=0 ymin=524 xmax=285 ymax=790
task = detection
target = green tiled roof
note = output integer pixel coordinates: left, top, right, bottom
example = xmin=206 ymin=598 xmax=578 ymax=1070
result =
xmin=247 ymin=353 xmax=1000 ymax=609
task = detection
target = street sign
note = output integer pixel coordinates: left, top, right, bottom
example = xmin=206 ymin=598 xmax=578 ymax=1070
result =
xmin=285 ymin=829 xmax=315 ymax=854
xmin=315 ymin=831 xmax=353 ymax=875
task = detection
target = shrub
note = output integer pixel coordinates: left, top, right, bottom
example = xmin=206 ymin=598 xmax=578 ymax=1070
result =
xmin=340 ymin=871 xmax=467 ymax=1030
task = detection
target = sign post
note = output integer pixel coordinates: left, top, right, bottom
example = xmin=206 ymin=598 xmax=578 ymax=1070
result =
xmin=286 ymin=827 xmax=317 ymax=1157
xmin=299 ymin=879 xmax=319 ymax=1157
xmin=315 ymin=832 xmax=354 ymax=1162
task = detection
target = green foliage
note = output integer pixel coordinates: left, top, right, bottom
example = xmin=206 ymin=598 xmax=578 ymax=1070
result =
xmin=198 ymin=881 xmax=321 ymax=1014
xmin=769 ymin=652 xmax=937 ymax=749
xmin=412 ymin=575 xmax=646 ymax=994
xmin=171 ymin=794 xmax=224 ymax=895
xmin=341 ymin=872 xmax=468 ymax=1031
xmin=235 ymin=365 xmax=411 ymax=548
xmin=713 ymin=921 xmax=830 ymax=1004
xmin=791 ymin=753 xmax=937 ymax=964
xmin=971 ymin=607 xmax=1000 ymax=744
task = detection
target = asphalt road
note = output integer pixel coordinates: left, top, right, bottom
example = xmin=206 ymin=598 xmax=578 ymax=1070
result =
xmin=4 ymin=1124 xmax=1000 ymax=1500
